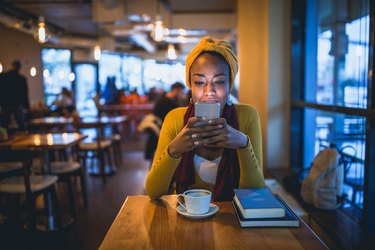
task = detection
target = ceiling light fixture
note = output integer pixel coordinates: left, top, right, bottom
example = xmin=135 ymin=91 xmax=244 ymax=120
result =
xmin=30 ymin=66 xmax=37 ymax=77
xmin=34 ymin=16 xmax=50 ymax=44
xmin=167 ymin=44 xmax=177 ymax=60
xmin=94 ymin=45 xmax=102 ymax=61
xmin=166 ymin=11 xmax=177 ymax=60
xmin=151 ymin=0 xmax=167 ymax=42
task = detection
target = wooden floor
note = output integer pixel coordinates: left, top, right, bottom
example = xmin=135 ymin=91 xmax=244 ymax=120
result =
xmin=0 ymin=133 xmax=151 ymax=250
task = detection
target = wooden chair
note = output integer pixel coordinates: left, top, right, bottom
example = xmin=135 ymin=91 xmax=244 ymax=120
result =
xmin=31 ymin=145 xmax=88 ymax=219
xmin=0 ymin=162 xmax=23 ymax=180
xmin=78 ymin=123 xmax=115 ymax=182
xmin=0 ymin=149 xmax=61 ymax=230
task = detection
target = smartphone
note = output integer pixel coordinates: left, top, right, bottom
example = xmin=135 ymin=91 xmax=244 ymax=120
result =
xmin=194 ymin=102 xmax=220 ymax=126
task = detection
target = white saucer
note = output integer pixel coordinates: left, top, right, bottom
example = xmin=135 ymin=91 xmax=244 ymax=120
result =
xmin=176 ymin=203 xmax=219 ymax=219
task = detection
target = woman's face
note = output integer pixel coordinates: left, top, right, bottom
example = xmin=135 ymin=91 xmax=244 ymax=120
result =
xmin=190 ymin=52 xmax=230 ymax=113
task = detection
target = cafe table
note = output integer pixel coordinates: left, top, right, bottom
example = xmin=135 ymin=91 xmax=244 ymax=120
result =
xmin=99 ymin=103 xmax=153 ymax=133
xmin=28 ymin=115 xmax=129 ymax=132
xmin=28 ymin=116 xmax=74 ymax=132
xmin=4 ymin=132 xmax=87 ymax=230
xmin=79 ymin=115 xmax=128 ymax=176
xmin=99 ymin=195 xmax=328 ymax=250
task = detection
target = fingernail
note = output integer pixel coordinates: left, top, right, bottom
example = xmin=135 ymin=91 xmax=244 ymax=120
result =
xmin=191 ymin=134 xmax=197 ymax=138
xmin=208 ymin=120 xmax=213 ymax=124
xmin=194 ymin=141 xmax=199 ymax=145
xmin=217 ymin=125 xmax=223 ymax=128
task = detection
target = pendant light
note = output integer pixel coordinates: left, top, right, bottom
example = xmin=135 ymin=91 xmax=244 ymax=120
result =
xmin=151 ymin=0 xmax=167 ymax=42
xmin=34 ymin=16 xmax=50 ymax=43
xmin=93 ymin=21 xmax=101 ymax=61
xmin=167 ymin=44 xmax=177 ymax=60
xmin=94 ymin=45 xmax=101 ymax=61
xmin=166 ymin=11 xmax=177 ymax=60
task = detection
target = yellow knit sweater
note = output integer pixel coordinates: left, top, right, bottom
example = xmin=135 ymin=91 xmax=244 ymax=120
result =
xmin=145 ymin=104 xmax=265 ymax=200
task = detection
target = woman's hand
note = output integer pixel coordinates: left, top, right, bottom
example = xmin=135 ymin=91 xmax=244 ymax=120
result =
xmin=191 ymin=118 xmax=248 ymax=149
xmin=168 ymin=117 xmax=248 ymax=158
xmin=168 ymin=117 xmax=208 ymax=158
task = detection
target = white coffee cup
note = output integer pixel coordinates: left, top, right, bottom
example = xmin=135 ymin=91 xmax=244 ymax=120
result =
xmin=177 ymin=189 xmax=212 ymax=215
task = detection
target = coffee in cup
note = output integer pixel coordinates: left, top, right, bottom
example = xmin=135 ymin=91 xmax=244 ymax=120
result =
xmin=177 ymin=189 xmax=212 ymax=215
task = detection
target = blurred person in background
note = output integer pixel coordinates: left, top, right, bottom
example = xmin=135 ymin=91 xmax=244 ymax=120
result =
xmin=0 ymin=60 xmax=30 ymax=131
xmin=138 ymin=82 xmax=186 ymax=161
xmin=103 ymin=76 xmax=120 ymax=104
xmin=153 ymin=82 xmax=186 ymax=122
xmin=52 ymin=87 xmax=74 ymax=116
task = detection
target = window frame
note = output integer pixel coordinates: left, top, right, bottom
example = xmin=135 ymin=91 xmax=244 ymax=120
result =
xmin=290 ymin=0 xmax=375 ymax=234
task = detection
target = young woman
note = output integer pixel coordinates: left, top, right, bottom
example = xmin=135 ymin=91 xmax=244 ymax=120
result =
xmin=145 ymin=36 xmax=264 ymax=201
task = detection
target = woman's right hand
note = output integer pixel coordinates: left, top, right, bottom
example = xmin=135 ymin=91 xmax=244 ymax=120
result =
xmin=168 ymin=117 xmax=218 ymax=158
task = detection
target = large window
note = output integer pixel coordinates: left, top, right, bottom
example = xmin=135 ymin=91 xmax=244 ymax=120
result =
xmin=143 ymin=59 xmax=185 ymax=92
xmin=99 ymin=53 xmax=122 ymax=91
xmin=74 ymin=63 xmax=98 ymax=117
xmin=291 ymin=0 xmax=375 ymax=232
xmin=41 ymin=48 xmax=72 ymax=106
xmin=122 ymin=56 xmax=143 ymax=94
xmin=98 ymin=52 xmax=185 ymax=97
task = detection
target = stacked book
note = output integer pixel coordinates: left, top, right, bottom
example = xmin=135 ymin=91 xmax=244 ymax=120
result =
xmin=233 ymin=187 xmax=300 ymax=227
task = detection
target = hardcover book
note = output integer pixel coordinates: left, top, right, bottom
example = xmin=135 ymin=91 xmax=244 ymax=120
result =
xmin=233 ymin=194 xmax=300 ymax=227
xmin=233 ymin=188 xmax=285 ymax=219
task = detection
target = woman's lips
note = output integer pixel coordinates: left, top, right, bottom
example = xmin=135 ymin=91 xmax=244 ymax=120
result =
xmin=201 ymin=99 xmax=219 ymax=103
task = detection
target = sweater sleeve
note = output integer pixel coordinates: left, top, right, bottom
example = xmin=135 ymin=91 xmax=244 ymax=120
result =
xmin=145 ymin=108 xmax=186 ymax=200
xmin=236 ymin=104 xmax=265 ymax=188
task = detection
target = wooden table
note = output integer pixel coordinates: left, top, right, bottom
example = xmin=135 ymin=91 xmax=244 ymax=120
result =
xmin=3 ymin=132 xmax=87 ymax=230
xmin=28 ymin=116 xmax=74 ymax=126
xmin=28 ymin=116 xmax=74 ymax=132
xmin=29 ymin=115 xmax=129 ymax=129
xmin=99 ymin=103 xmax=154 ymax=133
xmin=80 ymin=115 xmax=128 ymax=127
xmin=100 ymin=103 xmax=154 ymax=114
xmin=99 ymin=195 xmax=328 ymax=250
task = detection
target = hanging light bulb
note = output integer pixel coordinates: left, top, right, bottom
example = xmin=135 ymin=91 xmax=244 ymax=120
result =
xmin=69 ymin=72 xmax=75 ymax=82
xmin=151 ymin=15 xmax=166 ymax=42
xmin=30 ymin=67 xmax=37 ymax=77
xmin=0 ymin=63 xmax=3 ymax=73
xmin=167 ymin=44 xmax=177 ymax=60
xmin=94 ymin=45 xmax=101 ymax=61
xmin=34 ymin=16 xmax=50 ymax=43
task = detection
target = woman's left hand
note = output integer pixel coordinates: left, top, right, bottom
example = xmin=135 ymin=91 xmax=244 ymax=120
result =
xmin=193 ymin=118 xmax=248 ymax=149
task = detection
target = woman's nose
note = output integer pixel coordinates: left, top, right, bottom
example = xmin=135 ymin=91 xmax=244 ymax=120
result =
xmin=204 ymin=82 xmax=215 ymax=94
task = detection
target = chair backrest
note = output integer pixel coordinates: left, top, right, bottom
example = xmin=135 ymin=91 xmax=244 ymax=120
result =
xmin=0 ymin=149 xmax=33 ymax=196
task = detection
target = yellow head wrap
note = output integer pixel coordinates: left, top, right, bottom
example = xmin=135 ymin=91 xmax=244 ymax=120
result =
xmin=185 ymin=36 xmax=238 ymax=90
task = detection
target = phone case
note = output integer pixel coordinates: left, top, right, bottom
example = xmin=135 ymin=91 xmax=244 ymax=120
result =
xmin=194 ymin=102 xmax=220 ymax=119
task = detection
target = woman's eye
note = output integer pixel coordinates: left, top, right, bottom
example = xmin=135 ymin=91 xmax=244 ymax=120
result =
xmin=194 ymin=81 xmax=205 ymax=85
xmin=215 ymin=80 xmax=225 ymax=85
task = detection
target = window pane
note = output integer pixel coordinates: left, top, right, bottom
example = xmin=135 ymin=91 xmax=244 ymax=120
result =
xmin=314 ymin=1 xmax=369 ymax=108
xmin=75 ymin=64 xmax=97 ymax=117
xmin=143 ymin=60 xmax=185 ymax=92
xmin=99 ymin=53 xmax=122 ymax=91
xmin=304 ymin=108 xmax=365 ymax=212
xmin=122 ymin=56 xmax=143 ymax=94
xmin=41 ymin=48 xmax=72 ymax=105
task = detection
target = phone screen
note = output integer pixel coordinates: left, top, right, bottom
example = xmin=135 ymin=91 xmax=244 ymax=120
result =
xmin=194 ymin=102 xmax=220 ymax=126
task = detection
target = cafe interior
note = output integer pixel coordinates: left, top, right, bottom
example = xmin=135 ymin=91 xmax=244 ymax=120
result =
xmin=0 ymin=0 xmax=374 ymax=249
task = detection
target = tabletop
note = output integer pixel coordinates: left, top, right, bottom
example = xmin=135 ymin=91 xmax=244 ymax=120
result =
xmin=99 ymin=195 xmax=328 ymax=250
xmin=29 ymin=116 xmax=74 ymax=126
xmin=80 ymin=115 xmax=128 ymax=126
xmin=100 ymin=103 xmax=154 ymax=112
xmin=9 ymin=132 xmax=87 ymax=150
